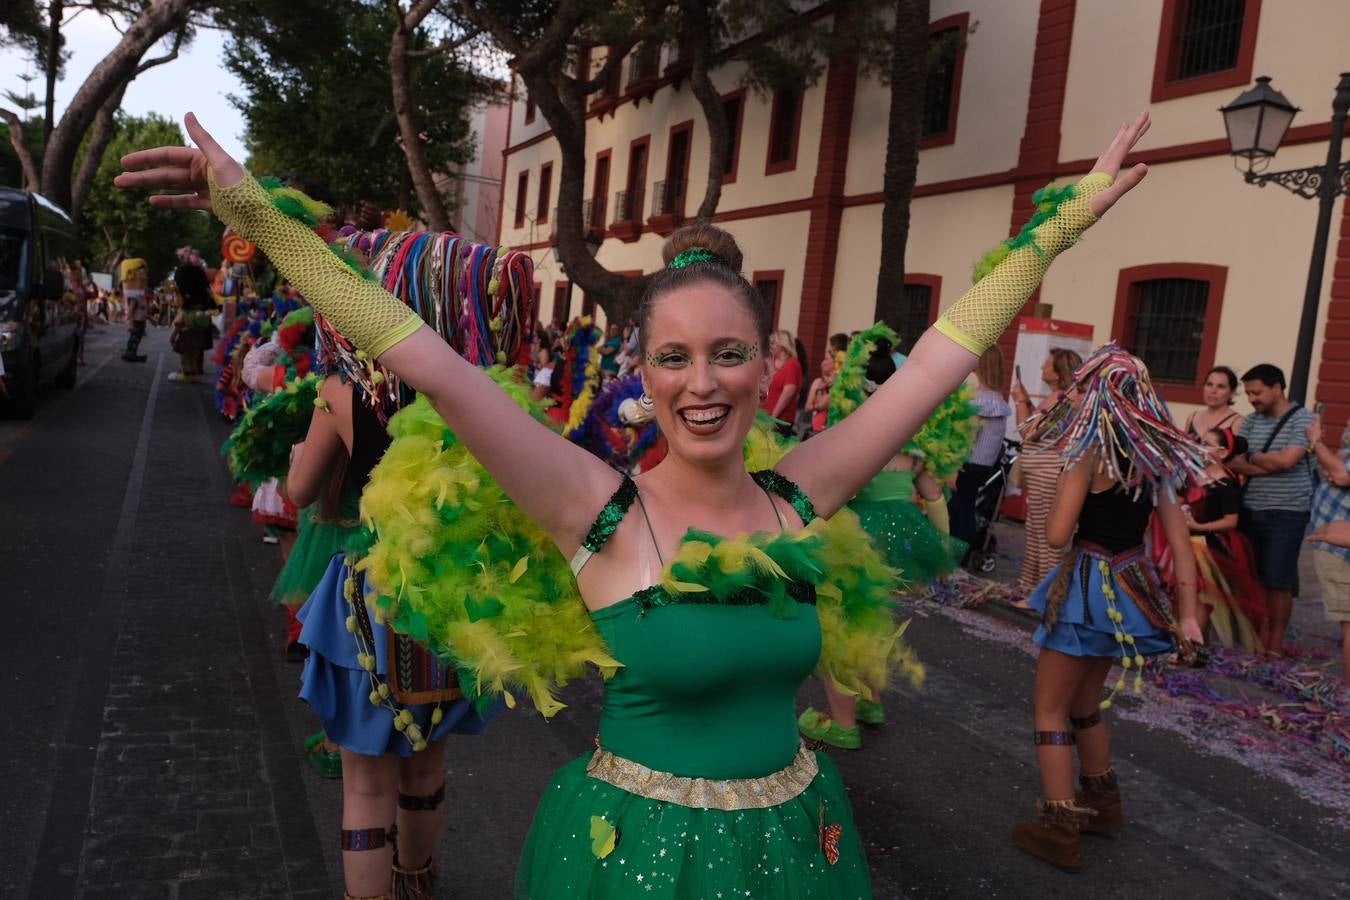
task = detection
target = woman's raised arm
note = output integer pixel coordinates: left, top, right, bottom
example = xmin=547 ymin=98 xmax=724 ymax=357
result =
xmin=779 ymin=112 xmax=1151 ymax=517
xmin=117 ymin=114 xmax=618 ymax=552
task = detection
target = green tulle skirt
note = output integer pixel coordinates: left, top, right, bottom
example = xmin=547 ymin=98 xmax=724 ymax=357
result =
xmin=270 ymin=505 xmax=362 ymax=608
xmin=515 ymin=750 xmax=871 ymax=899
xmin=850 ymin=497 xmax=965 ymax=585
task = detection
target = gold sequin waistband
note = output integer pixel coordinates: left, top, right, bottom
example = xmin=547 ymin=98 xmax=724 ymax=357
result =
xmin=585 ymin=742 xmax=819 ymax=810
xmin=311 ymin=515 xmax=361 ymax=527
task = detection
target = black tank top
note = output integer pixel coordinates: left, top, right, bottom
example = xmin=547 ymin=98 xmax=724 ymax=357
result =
xmin=342 ymin=391 xmax=392 ymax=495
xmin=1076 ymin=486 xmax=1153 ymax=553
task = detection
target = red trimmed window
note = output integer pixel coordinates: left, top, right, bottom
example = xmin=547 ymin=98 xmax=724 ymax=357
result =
xmin=587 ymin=150 xmax=611 ymax=234
xmin=722 ymin=89 xmax=745 ymax=184
xmin=581 ymin=292 xmax=596 ymax=319
xmin=897 ymin=275 xmax=941 ymax=355
xmin=513 ymin=170 xmax=529 ymax=229
xmin=753 ymin=270 xmax=785 ymax=327
xmin=551 ymin=282 xmax=569 ymax=327
xmin=920 ymin=14 xmax=968 ymax=149
xmin=603 ymin=46 xmax=622 ymax=97
xmin=1152 ymin=0 xmax=1261 ymax=102
xmin=620 ymin=136 xmax=649 ymax=222
xmin=655 ymin=121 xmax=692 ymax=218
xmin=524 ymin=90 xmax=536 ymax=125
xmin=1111 ymin=264 xmax=1227 ymax=404
xmin=537 ymin=163 xmax=552 ymax=225
xmin=765 ymin=86 xmax=802 ymax=175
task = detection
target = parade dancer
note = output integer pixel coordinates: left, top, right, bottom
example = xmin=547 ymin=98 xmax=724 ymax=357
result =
xmin=120 ymin=109 xmax=1150 ymax=900
xmin=798 ymin=326 xmax=973 ymax=749
xmin=1013 ymin=344 xmax=1207 ymax=871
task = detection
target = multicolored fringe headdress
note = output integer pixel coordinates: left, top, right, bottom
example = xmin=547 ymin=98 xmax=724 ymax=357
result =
xmin=324 ymin=227 xmax=536 ymax=419
xmin=1022 ymin=342 xmax=1210 ymax=494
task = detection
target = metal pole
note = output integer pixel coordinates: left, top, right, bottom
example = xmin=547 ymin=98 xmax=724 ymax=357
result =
xmin=1288 ymin=72 xmax=1350 ymax=404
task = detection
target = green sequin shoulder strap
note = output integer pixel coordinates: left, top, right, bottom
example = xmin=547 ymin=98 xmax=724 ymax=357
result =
xmin=581 ymin=476 xmax=640 ymax=554
xmin=751 ymin=470 xmax=817 ymax=524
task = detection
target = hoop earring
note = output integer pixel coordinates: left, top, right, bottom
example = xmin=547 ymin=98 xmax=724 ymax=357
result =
xmin=639 ymin=392 xmax=655 ymax=413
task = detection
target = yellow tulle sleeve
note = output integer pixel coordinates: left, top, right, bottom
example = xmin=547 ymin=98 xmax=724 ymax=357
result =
xmin=208 ymin=168 xmax=422 ymax=357
xmin=935 ymin=172 xmax=1114 ymax=354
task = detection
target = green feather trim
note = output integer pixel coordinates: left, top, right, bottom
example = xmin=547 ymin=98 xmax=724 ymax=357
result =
xmin=813 ymin=509 xmax=924 ymax=697
xmin=258 ymin=176 xmax=333 ymax=227
xmin=221 ymin=373 xmax=322 ymax=486
xmin=743 ymin=411 xmax=798 ymax=470
xmin=971 ymin=181 xmax=1077 ymax=284
xmin=356 ymin=367 xmax=620 ymax=719
xmin=828 ymin=323 xmax=898 ymax=427
xmin=902 ymin=384 xmax=981 ymax=482
xmin=327 ymin=242 xmax=378 ymax=282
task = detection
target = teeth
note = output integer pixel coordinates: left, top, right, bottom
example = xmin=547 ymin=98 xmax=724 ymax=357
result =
xmin=682 ymin=407 xmax=727 ymax=424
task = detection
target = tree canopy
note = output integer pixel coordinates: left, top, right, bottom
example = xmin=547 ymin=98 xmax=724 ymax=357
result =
xmin=80 ymin=112 xmax=222 ymax=279
xmin=225 ymin=0 xmax=490 ymax=213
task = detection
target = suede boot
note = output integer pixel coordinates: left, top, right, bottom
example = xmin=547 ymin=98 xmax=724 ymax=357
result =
xmin=1077 ymin=768 xmax=1123 ymax=836
xmin=1011 ymin=798 xmax=1091 ymax=872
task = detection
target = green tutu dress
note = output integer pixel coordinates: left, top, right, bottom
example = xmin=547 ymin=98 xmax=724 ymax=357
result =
xmin=516 ymin=473 xmax=873 ymax=899
xmin=270 ymin=490 xmax=362 ymax=607
xmin=848 ymin=469 xmax=965 ymax=583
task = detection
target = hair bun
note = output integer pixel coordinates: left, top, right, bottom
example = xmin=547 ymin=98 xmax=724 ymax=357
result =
xmin=662 ymin=224 xmax=745 ymax=272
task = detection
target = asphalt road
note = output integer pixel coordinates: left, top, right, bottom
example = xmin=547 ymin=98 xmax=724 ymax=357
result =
xmin=3 ymin=325 xmax=1347 ymax=899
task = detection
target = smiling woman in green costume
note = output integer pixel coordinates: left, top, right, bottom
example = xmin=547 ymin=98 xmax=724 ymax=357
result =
xmin=118 ymin=110 xmax=1151 ymax=900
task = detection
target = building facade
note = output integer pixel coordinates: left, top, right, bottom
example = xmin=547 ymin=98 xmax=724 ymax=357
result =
xmin=441 ymin=100 xmax=509 ymax=245
xmin=497 ymin=0 xmax=1350 ymax=430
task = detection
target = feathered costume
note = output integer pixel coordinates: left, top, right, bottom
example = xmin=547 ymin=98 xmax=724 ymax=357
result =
xmin=827 ymin=323 xmax=975 ymax=581
xmin=251 ymin=202 xmax=541 ymax=758
xmin=570 ymin=373 xmax=660 ymax=472
xmin=209 ymin=160 xmax=1114 ymax=897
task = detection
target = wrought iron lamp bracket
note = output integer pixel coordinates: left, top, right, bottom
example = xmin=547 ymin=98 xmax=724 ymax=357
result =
xmin=1243 ymin=160 xmax=1350 ymax=200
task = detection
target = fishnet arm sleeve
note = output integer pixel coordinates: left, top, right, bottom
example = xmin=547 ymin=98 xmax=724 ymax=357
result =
xmin=209 ymin=169 xmax=422 ymax=358
xmin=934 ymin=172 xmax=1114 ymax=355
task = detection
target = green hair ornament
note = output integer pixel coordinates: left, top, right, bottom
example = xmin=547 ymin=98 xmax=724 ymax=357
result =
xmin=667 ymin=248 xmax=730 ymax=270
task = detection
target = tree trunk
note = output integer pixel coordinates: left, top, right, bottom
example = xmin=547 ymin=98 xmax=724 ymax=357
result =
xmin=72 ymin=27 xmax=186 ymax=219
xmin=43 ymin=0 xmax=62 ymax=144
xmin=872 ymin=0 xmax=929 ymax=327
xmin=40 ymin=0 xmax=190 ymax=212
xmin=681 ymin=0 xmax=727 ymax=223
xmin=389 ymin=0 xmax=453 ymax=232
xmin=71 ymin=81 xmax=128 ymax=221
xmin=0 ymin=110 xmax=40 ymax=190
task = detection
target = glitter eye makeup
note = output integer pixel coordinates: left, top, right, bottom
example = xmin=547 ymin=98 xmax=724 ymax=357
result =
xmin=647 ymin=349 xmax=690 ymax=368
xmin=713 ymin=342 xmax=758 ymax=365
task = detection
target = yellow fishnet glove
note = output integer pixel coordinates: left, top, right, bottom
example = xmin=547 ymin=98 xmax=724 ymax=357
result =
xmin=209 ymin=169 xmax=422 ymax=357
xmin=935 ymin=172 xmax=1114 ymax=354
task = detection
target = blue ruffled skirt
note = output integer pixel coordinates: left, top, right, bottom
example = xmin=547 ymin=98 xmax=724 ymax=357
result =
xmin=1027 ymin=542 xmax=1175 ymax=658
xmin=297 ymin=554 xmax=501 ymax=757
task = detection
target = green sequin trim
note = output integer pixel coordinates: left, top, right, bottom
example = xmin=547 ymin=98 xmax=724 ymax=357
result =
xmin=630 ymin=580 xmax=817 ymax=616
xmin=582 ymin=477 xmax=639 ymax=552
xmin=752 ymin=470 xmax=817 ymax=524
xmin=667 ymin=247 xmax=729 ymax=270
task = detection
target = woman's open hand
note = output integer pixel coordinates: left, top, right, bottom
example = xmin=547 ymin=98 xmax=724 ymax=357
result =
xmin=114 ymin=113 xmax=244 ymax=210
xmin=1088 ymin=111 xmax=1151 ymax=218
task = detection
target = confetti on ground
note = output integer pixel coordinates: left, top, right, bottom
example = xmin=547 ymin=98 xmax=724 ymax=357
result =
xmin=912 ymin=597 xmax=1350 ymax=822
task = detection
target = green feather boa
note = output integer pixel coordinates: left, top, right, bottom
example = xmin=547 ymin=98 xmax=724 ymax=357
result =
xmin=221 ymin=373 xmax=322 ymax=487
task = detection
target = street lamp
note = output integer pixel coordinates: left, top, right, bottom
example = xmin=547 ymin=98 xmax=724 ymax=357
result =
xmin=1220 ymin=73 xmax=1350 ymax=404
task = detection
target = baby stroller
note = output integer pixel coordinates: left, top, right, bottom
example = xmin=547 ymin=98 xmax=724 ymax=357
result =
xmin=965 ymin=439 xmax=1020 ymax=575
